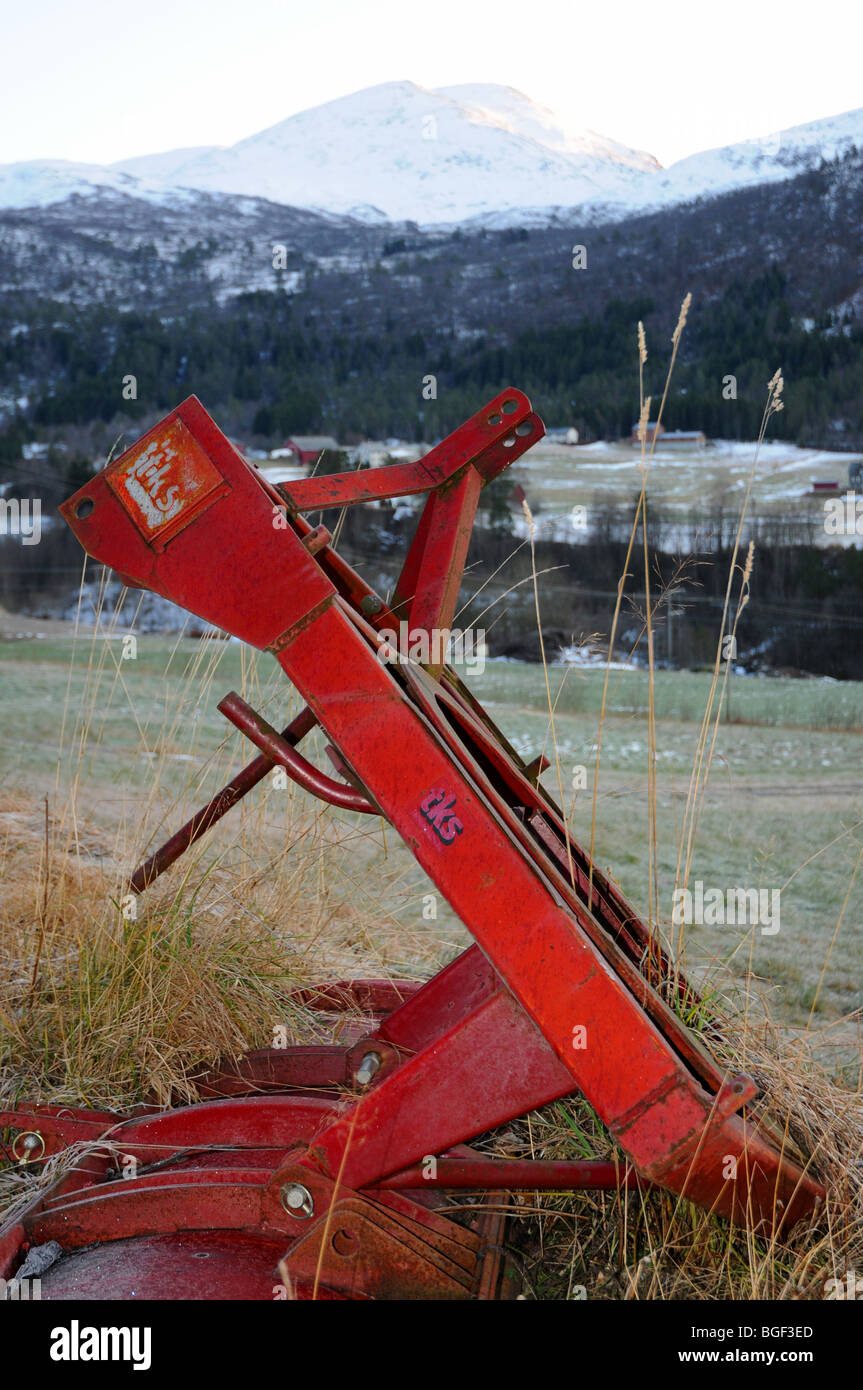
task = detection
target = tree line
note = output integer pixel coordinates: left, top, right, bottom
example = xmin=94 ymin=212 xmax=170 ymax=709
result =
xmin=2 ymin=265 xmax=863 ymax=455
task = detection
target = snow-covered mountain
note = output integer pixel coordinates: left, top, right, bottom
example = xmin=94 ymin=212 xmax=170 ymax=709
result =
xmin=0 ymin=81 xmax=860 ymax=225
xmin=0 ymin=159 xmax=156 ymax=210
xmin=640 ymin=106 xmax=863 ymax=208
xmin=108 ymin=82 xmax=661 ymax=223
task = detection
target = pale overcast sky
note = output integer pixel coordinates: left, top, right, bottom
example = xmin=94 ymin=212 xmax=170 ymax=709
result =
xmin=2 ymin=0 xmax=861 ymax=169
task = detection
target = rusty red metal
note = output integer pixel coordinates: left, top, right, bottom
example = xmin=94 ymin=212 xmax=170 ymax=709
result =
xmin=376 ymin=1154 xmax=646 ymax=1191
xmin=0 ymin=389 xmax=825 ymax=1301
xmin=217 ymin=691 xmax=378 ymax=814
xmin=129 ymin=705 xmax=318 ymax=893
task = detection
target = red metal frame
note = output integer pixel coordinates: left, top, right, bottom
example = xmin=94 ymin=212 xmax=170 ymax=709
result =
xmin=0 ymin=390 xmax=823 ymax=1300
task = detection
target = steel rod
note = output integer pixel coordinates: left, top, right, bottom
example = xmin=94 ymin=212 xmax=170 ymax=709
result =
xmin=218 ymin=691 xmax=377 ymax=814
xmin=376 ymin=1157 xmax=646 ymax=1191
xmin=129 ymin=705 xmax=318 ymax=893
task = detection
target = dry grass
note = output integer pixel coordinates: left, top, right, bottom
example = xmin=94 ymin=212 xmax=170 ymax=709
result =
xmin=0 ymin=594 xmax=446 ymax=1115
xmin=0 ymin=790 xmax=377 ymax=1111
xmin=1 ymin=636 xmax=861 ymax=1301
xmin=498 ymin=304 xmax=863 ymax=1299
xmin=508 ymin=1002 xmax=863 ymax=1300
xmin=2 ymin=347 xmax=862 ymax=1299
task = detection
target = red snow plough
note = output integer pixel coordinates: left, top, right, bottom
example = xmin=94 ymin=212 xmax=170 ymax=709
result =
xmin=0 ymin=390 xmax=822 ymax=1299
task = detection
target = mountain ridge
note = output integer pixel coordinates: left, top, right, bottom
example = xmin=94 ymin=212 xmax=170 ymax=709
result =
xmin=1 ymin=81 xmax=860 ymax=224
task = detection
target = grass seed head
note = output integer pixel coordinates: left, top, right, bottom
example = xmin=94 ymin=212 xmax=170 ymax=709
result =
xmin=672 ymin=292 xmax=692 ymax=350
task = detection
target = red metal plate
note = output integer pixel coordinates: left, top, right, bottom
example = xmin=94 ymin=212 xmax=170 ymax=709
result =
xmin=104 ymin=416 xmax=228 ymax=550
xmin=38 ymin=1231 xmax=295 ymax=1301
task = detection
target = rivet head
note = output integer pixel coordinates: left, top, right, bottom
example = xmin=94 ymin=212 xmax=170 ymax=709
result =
xmin=280 ymin=1183 xmax=314 ymax=1218
xmin=360 ymin=594 xmax=383 ymax=616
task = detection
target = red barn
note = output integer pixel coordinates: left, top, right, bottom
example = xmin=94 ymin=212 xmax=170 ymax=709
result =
xmin=285 ymin=435 xmax=340 ymax=467
xmin=631 ymin=421 xmax=664 ymax=445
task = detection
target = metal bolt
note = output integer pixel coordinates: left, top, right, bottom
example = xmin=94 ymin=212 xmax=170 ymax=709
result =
xmin=13 ymin=1131 xmax=45 ymax=1163
xmin=356 ymin=1051 xmax=382 ymax=1087
xmin=280 ymin=1183 xmax=314 ymax=1218
xmin=360 ymin=594 xmax=383 ymax=616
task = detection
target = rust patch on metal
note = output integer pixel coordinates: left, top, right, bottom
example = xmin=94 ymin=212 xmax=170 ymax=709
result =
xmin=267 ymin=596 xmax=334 ymax=654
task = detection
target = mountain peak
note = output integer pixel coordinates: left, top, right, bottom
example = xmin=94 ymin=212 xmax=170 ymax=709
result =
xmin=0 ymin=83 xmax=860 ymax=224
xmin=120 ymin=80 xmax=661 ymax=222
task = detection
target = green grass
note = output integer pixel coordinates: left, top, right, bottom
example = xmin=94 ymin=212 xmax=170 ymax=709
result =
xmin=470 ymin=661 xmax=863 ymax=1030
xmin=2 ymin=629 xmax=862 ymax=1302
xmin=2 ymin=635 xmax=862 ymax=1030
xmin=474 ymin=661 xmax=863 ymax=730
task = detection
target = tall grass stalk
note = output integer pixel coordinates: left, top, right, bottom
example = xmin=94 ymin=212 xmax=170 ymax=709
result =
xmin=588 ymin=294 xmax=691 ymax=914
xmin=673 ymin=371 xmax=785 ymax=959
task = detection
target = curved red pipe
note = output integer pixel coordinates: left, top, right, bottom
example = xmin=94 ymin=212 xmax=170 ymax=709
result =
xmin=218 ymin=692 xmax=377 ymax=815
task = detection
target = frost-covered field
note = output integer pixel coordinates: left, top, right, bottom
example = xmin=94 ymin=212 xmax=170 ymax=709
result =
xmin=1 ymin=633 xmax=860 ymax=1027
xmin=509 ymin=438 xmax=863 ymax=542
xmin=259 ymin=436 xmax=863 ymax=545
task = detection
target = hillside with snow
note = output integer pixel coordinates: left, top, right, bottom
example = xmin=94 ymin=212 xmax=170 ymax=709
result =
xmin=105 ymin=82 xmax=661 ymax=223
xmin=0 ymin=81 xmax=860 ymax=225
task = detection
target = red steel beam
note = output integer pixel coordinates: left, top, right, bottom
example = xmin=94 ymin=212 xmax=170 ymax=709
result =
xmin=55 ymin=393 xmax=824 ymax=1242
xmin=377 ymin=1157 xmax=645 ymax=1191
xmin=394 ymin=466 xmax=483 ymax=644
xmin=276 ymin=388 xmax=539 ymax=513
